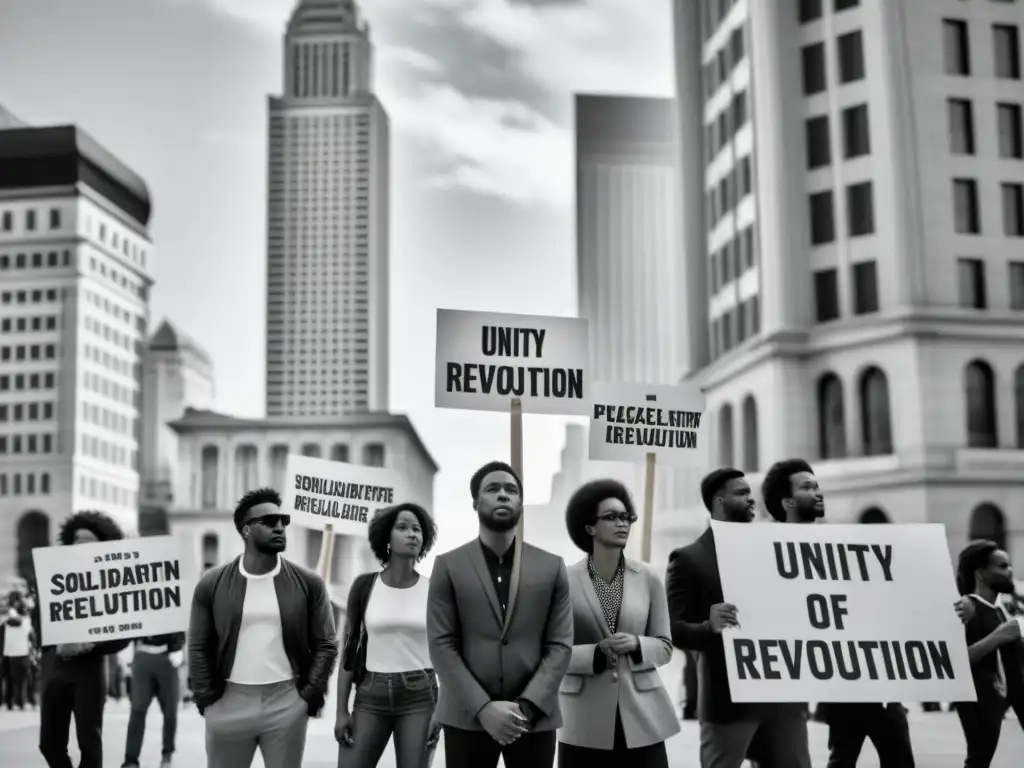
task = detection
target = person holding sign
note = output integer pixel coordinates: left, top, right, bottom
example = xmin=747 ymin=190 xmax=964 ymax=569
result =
xmin=953 ymin=539 xmax=1024 ymax=768
xmin=665 ymin=468 xmax=812 ymax=768
xmin=335 ymin=502 xmax=441 ymax=768
xmin=427 ymin=461 xmax=573 ymax=768
xmin=39 ymin=511 xmax=133 ymax=768
xmin=557 ymin=479 xmax=679 ymax=768
xmin=187 ymin=488 xmax=339 ymax=768
xmin=120 ymin=630 xmax=185 ymax=768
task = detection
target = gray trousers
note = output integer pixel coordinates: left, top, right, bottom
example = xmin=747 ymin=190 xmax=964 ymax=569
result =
xmin=698 ymin=715 xmax=811 ymax=768
xmin=204 ymin=680 xmax=309 ymax=768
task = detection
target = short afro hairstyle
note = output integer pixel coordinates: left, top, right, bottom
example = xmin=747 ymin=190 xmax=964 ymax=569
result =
xmin=956 ymin=539 xmax=1001 ymax=596
xmin=761 ymin=458 xmax=814 ymax=522
xmin=565 ymin=479 xmax=635 ymax=554
xmin=233 ymin=487 xmax=282 ymax=533
xmin=367 ymin=503 xmax=438 ymax=564
xmin=59 ymin=510 xmax=124 ymax=545
xmin=470 ymin=461 xmax=522 ymax=500
xmin=700 ymin=467 xmax=745 ymax=512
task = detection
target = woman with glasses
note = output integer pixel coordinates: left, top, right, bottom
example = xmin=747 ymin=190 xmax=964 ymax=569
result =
xmin=335 ymin=503 xmax=440 ymax=768
xmin=557 ymin=480 xmax=678 ymax=768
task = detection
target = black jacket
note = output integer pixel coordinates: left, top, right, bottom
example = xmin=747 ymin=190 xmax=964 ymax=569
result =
xmin=187 ymin=556 xmax=339 ymax=716
xmin=341 ymin=572 xmax=379 ymax=685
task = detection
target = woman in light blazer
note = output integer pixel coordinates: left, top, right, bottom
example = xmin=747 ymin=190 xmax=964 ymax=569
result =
xmin=557 ymin=479 xmax=680 ymax=768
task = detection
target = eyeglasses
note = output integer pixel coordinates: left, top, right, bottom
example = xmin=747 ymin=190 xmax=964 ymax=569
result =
xmin=249 ymin=514 xmax=291 ymax=528
xmin=597 ymin=512 xmax=637 ymax=524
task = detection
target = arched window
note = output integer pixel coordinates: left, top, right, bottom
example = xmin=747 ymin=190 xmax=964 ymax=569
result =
xmin=201 ymin=532 xmax=220 ymax=572
xmin=268 ymin=444 xmax=288 ymax=490
xmin=741 ymin=395 xmax=759 ymax=471
xmin=16 ymin=511 xmax=50 ymax=585
xmin=965 ymin=360 xmax=997 ymax=448
xmin=363 ymin=443 xmax=385 ymax=467
xmin=1015 ymin=364 xmax=1024 ymax=448
xmin=330 ymin=444 xmax=350 ymax=463
xmin=301 ymin=443 xmax=322 ymax=458
xmin=818 ymin=373 xmax=847 ymax=459
xmin=234 ymin=444 xmax=258 ymax=499
xmin=859 ymin=367 xmax=892 ymax=456
xmin=200 ymin=445 xmax=219 ymax=509
xmin=858 ymin=507 xmax=890 ymax=524
xmin=968 ymin=503 xmax=1007 ymax=552
xmin=718 ymin=404 xmax=735 ymax=466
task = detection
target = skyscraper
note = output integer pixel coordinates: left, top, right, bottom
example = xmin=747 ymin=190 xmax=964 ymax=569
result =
xmin=670 ymin=0 xmax=1024 ymax=560
xmin=0 ymin=110 xmax=155 ymax=583
xmin=266 ymin=0 xmax=390 ymax=417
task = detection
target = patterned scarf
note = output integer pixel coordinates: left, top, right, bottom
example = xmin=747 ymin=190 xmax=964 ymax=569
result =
xmin=587 ymin=554 xmax=625 ymax=633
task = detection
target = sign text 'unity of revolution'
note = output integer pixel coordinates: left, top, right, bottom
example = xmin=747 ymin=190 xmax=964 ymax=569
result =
xmin=32 ymin=535 xmax=188 ymax=646
xmin=281 ymin=453 xmax=408 ymax=534
xmin=710 ymin=520 xmax=975 ymax=703
xmin=434 ymin=308 xmax=590 ymax=415
xmin=588 ymin=382 xmax=708 ymax=466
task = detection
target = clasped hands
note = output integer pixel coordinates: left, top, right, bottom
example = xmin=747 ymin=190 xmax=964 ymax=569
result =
xmin=596 ymin=632 xmax=640 ymax=662
xmin=479 ymin=701 xmax=530 ymax=746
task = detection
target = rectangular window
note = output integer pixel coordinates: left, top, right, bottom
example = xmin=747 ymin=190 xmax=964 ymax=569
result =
xmin=837 ymin=31 xmax=866 ymax=83
xmin=842 ymin=104 xmax=871 ymax=158
xmin=958 ymin=258 xmax=987 ymax=309
xmin=852 ymin=261 xmax=879 ymax=315
xmin=802 ymin=43 xmax=827 ymax=94
xmin=736 ymin=301 xmax=747 ymax=343
xmin=809 ymin=191 xmax=836 ymax=245
xmin=799 ymin=0 xmax=822 ymax=23
xmin=722 ymin=311 xmax=733 ymax=353
xmin=749 ymin=295 xmax=761 ymax=336
xmin=731 ymin=90 xmax=747 ymax=132
xmin=1003 ymin=182 xmax=1024 ymax=236
xmin=743 ymin=227 xmax=755 ymax=269
xmin=835 ymin=0 xmax=859 ymax=10
xmin=953 ymin=178 xmax=981 ymax=234
xmin=729 ymin=26 xmax=745 ymax=67
xmin=847 ymin=182 xmax=875 ymax=236
xmin=25 ymin=210 xmax=36 ymax=231
xmin=948 ymin=98 xmax=976 ymax=154
xmin=806 ymin=115 xmax=831 ymax=168
xmin=737 ymin=155 xmax=752 ymax=198
xmin=997 ymin=103 xmax=1023 ymax=158
xmin=994 ymin=24 xmax=1021 ymax=79
xmin=814 ymin=269 xmax=840 ymax=322
xmin=48 ymin=209 xmax=61 ymax=229
xmin=943 ymin=19 xmax=971 ymax=76
xmin=1009 ymin=262 xmax=1024 ymax=310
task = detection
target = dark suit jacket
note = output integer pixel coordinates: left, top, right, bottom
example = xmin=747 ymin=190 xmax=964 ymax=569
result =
xmin=427 ymin=539 xmax=573 ymax=732
xmin=666 ymin=527 xmax=802 ymax=724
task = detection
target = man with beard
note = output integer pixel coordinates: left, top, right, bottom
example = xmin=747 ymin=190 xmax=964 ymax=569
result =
xmin=954 ymin=539 xmax=1024 ymax=768
xmin=666 ymin=467 xmax=811 ymax=768
xmin=761 ymin=458 xmax=972 ymax=768
xmin=187 ymin=487 xmax=338 ymax=768
xmin=427 ymin=460 xmax=573 ymax=768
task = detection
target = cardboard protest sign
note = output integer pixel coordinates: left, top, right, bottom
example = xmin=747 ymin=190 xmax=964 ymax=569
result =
xmin=434 ymin=308 xmax=590 ymax=415
xmin=32 ymin=535 xmax=188 ymax=646
xmin=588 ymin=381 xmax=707 ymax=466
xmin=710 ymin=520 xmax=976 ymax=703
xmin=281 ymin=453 xmax=407 ymax=534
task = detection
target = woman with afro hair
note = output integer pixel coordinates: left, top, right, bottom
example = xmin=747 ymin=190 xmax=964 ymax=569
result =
xmin=38 ymin=510 xmax=133 ymax=768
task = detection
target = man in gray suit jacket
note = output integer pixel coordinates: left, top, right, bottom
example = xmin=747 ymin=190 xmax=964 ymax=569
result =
xmin=427 ymin=460 xmax=573 ymax=768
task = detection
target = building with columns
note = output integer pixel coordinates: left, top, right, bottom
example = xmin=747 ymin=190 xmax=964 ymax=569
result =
xmin=164 ymin=407 xmax=436 ymax=607
xmin=669 ymin=0 xmax=1024 ymax=563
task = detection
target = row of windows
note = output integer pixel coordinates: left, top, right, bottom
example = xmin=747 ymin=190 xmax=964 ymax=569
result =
xmin=0 ymin=208 xmax=62 ymax=233
xmin=0 ymin=401 xmax=55 ymax=423
xmin=0 ymin=433 xmax=54 ymax=455
xmin=805 ymin=104 xmax=871 ymax=169
xmin=0 ymin=206 xmax=149 ymax=269
xmin=0 ymin=315 xmax=58 ymax=334
xmin=81 ymin=432 xmax=137 ymax=470
xmin=78 ymin=474 xmax=137 ymax=508
xmin=84 ymin=370 xmax=137 ymax=409
xmin=808 ymin=182 xmax=876 ymax=245
xmin=0 ymin=371 xmax=56 ymax=391
xmin=709 ymin=225 xmax=756 ymax=295
xmin=81 ymin=401 xmax=135 ymax=437
xmin=0 ymin=472 xmax=51 ymax=497
xmin=88 ymin=255 xmax=147 ymax=302
xmin=706 ymin=155 xmax=753 ymax=231
xmin=814 ymin=261 xmax=879 ymax=323
xmin=958 ymin=258 xmax=1024 ymax=309
xmin=709 ymin=294 xmax=761 ymax=362
xmin=702 ymin=25 xmax=746 ymax=100
xmin=948 ymin=99 xmax=1024 ymax=159
xmin=85 ymin=288 xmax=145 ymax=333
xmin=952 ymin=179 xmax=1024 ymax=236
xmin=1 ymin=288 xmax=59 ymax=305
xmin=0 ymin=250 xmax=72 ymax=271
xmin=84 ymin=315 xmax=134 ymax=354
xmin=944 ymin=18 xmax=1021 ymax=80
xmin=83 ymin=343 xmax=138 ymax=386
xmin=802 ymin=30 xmax=866 ymax=96
xmin=0 ymin=344 xmax=58 ymax=363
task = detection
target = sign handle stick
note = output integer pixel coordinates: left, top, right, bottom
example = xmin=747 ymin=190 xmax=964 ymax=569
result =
xmin=509 ymin=398 xmax=525 ymax=602
xmin=640 ymin=452 xmax=656 ymax=563
xmin=316 ymin=523 xmax=336 ymax=583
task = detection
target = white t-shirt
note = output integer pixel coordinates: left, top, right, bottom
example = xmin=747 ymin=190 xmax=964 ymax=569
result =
xmin=227 ymin=556 xmax=295 ymax=685
xmin=3 ymin=612 xmax=31 ymax=658
xmin=364 ymin=575 xmax=431 ymax=673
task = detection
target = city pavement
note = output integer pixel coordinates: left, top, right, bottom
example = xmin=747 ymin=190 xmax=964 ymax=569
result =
xmin=1 ymin=699 xmax=1022 ymax=767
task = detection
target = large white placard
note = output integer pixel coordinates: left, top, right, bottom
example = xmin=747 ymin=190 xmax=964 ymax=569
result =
xmin=32 ymin=535 xmax=188 ymax=646
xmin=281 ymin=453 xmax=408 ymax=534
xmin=710 ymin=520 xmax=976 ymax=703
xmin=588 ymin=381 xmax=708 ymax=466
xmin=434 ymin=308 xmax=590 ymax=415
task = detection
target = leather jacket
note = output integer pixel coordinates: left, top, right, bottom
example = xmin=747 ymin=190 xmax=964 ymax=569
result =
xmin=187 ymin=556 xmax=338 ymax=716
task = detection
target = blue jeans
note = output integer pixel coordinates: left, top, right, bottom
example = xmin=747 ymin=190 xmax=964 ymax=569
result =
xmin=344 ymin=669 xmax=437 ymax=768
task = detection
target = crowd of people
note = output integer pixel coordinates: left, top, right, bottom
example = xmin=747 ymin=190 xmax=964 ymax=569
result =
xmin=6 ymin=456 xmax=1024 ymax=768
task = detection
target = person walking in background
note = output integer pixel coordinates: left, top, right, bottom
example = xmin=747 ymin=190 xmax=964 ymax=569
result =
xmin=3 ymin=589 xmax=33 ymax=710
xmin=556 ymin=479 xmax=678 ymax=768
xmin=335 ymin=502 xmax=441 ymax=768
xmin=665 ymin=467 xmax=812 ymax=768
xmin=39 ymin=511 xmax=133 ymax=768
xmin=121 ymin=631 xmax=185 ymax=768
xmin=427 ymin=460 xmax=573 ymax=768
xmin=188 ymin=488 xmax=338 ymax=768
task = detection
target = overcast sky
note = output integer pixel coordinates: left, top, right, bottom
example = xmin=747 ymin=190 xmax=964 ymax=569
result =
xmin=0 ymin=0 xmax=672 ymax=551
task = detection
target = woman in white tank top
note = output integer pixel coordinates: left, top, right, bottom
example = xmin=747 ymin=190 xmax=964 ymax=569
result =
xmin=335 ymin=503 xmax=439 ymax=768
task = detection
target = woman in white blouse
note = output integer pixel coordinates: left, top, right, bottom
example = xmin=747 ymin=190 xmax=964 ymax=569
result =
xmin=335 ymin=503 xmax=440 ymax=768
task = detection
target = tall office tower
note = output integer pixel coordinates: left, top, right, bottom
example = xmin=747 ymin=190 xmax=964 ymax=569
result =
xmin=0 ymin=112 xmax=154 ymax=583
xmin=670 ymin=0 xmax=1024 ymax=559
xmin=266 ymin=0 xmax=390 ymax=417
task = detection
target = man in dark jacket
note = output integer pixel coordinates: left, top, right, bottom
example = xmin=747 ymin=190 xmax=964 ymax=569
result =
xmin=121 ymin=630 xmax=185 ymax=768
xmin=39 ymin=511 xmax=133 ymax=768
xmin=188 ymin=487 xmax=338 ymax=768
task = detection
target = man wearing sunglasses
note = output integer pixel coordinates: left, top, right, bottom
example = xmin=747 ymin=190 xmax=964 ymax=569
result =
xmin=187 ymin=487 xmax=339 ymax=768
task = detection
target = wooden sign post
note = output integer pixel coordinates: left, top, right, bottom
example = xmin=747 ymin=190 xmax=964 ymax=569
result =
xmin=509 ymin=398 xmax=525 ymax=599
xmin=640 ymin=452 xmax=656 ymax=563
xmin=316 ymin=524 xmax=336 ymax=583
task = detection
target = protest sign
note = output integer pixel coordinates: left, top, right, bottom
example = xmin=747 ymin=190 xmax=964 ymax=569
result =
xmin=32 ymin=535 xmax=188 ymax=646
xmin=710 ymin=520 xmax=976 ymax=703
xmin=281 ymin=453 xmax=407 ymax=535
xmin=434 ymin=308 xmax=590 ymax=416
